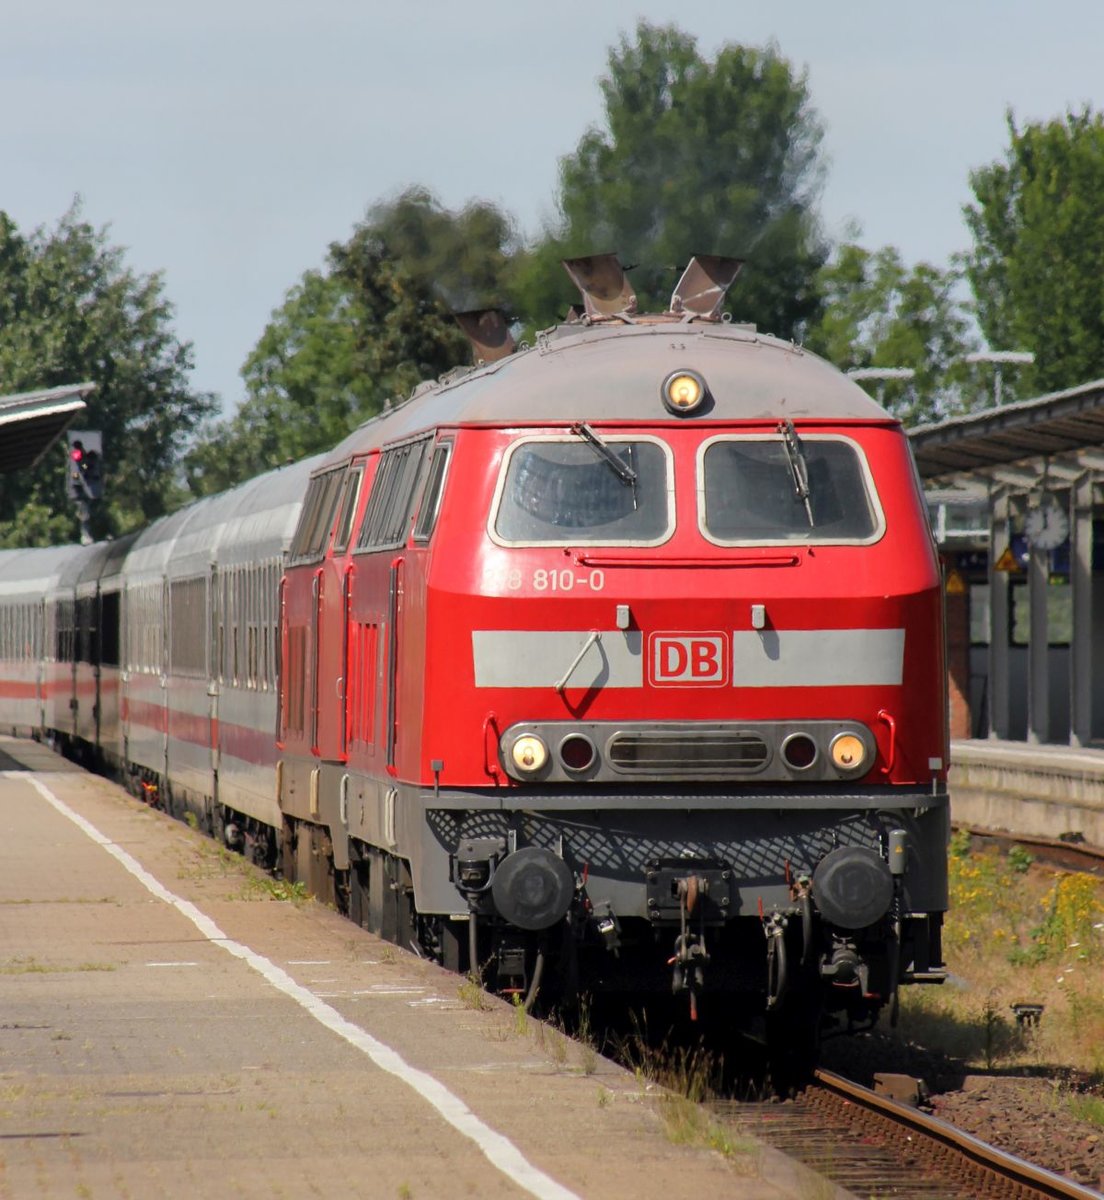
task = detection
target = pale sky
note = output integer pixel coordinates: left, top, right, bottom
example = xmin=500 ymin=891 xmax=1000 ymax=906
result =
xmin=4 ymin=1 xmax=1103 ymax=414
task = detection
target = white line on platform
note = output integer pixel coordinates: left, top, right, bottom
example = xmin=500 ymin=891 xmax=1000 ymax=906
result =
xmin=29 ymin=778 xmax=581 ymax=1200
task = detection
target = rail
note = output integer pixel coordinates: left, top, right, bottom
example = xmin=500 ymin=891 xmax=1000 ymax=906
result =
xmin=811 ymin=1068 xmax=1102 ymax=1199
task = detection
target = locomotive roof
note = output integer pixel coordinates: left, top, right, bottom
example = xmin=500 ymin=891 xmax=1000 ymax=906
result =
xmin=317 ymin=321 xmax=894 ymax=471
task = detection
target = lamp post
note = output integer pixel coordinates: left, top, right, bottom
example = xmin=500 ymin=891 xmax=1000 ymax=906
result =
xmin=964 ymin=350 xmax=1035 ymax=407
xmin=846 ymin=367 xmax=916 ymax=407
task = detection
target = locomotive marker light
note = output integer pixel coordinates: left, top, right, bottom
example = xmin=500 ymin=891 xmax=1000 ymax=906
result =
xmin=509 ymin=733 xmax=549 ymax=775
xmin=661 ymin=368 xmax=708 ymax=415
xmin=781 ymin=731 xmax=818 ymax=770
xmin=830 ymin=732 xmax=869 ymax=774
xmin=558 ymin=732 xmax=596 ymax=772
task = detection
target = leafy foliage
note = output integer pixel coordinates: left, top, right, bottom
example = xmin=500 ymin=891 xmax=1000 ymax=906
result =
xmin=965 ymin=107 xmax=1104 ymax=396
xmin=0 ymin=204 xmax=213 ymax=546
xmin=807 ymin=243 xmax=977 ymax=425
xmin=517 ymin=22 xmax=829 ymax=336
xmin=185 ymin=187 xmax=518 ymax=495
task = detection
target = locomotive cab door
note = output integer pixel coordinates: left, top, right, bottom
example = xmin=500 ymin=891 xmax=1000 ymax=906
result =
xmin=341 ymin=564 xmax=354 ymax=760
xmin=310 ymin=567 xmax=323 ymax=757
xmin=386 ymin=557 xmax=402 ymax=772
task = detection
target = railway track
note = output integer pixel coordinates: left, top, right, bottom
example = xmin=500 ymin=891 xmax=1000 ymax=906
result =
xmin=956 ymin=824 xmax=1104 ymax=877
xmin=714 ymin=1069 xmax=1101 ymax=1199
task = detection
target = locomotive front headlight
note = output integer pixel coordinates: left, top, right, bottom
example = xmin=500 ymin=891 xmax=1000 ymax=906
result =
xmin=830 ymin=733 xmax=867 ymax=773
xmin=661 ymin=368 xmax=707 ymax=415
xmin=510 ymin=734 xmax=549 ymax=774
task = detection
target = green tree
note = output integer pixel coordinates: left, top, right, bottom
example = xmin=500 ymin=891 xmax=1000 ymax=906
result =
xmin=808 ymin=243 xmax=977 ymax=425
xmin=186 ymin=187 xmax=518 ymax=495
xmin=965 ymin=107 xmax=1104 ymax=396
xmin=0 ymin=204 xmax=213 ymax=546
xmin=518 ymin=22 xmax=828 ymax=333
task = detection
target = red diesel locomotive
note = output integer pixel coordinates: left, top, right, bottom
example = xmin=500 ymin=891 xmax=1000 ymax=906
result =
xmin=0 ymin=255 xmax=947 ymax=1052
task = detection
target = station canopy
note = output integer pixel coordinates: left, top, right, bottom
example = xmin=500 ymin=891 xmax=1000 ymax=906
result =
xmin=0 ymin=383 xmax=94 ymax=474
xmin=910 ymin=379 xmax=1104 ymax=483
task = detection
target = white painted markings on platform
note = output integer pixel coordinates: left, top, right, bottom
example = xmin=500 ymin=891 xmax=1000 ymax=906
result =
xmin=27 ymin=777 xmax=581 ymax=1200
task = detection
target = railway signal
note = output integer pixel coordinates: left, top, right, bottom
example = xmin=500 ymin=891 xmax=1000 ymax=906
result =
xmin=65 ymin=430 xmax=104 ymax=502
xmin=65 ymin=429 xmax=103 ymax=545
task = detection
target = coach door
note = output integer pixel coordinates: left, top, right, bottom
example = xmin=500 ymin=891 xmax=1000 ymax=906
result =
xmin=160 ymin=578 xmax=170 ymax=782
xmin=208 ymin=565 xmax=219 ymax=778
xmin=91 ymin=583 xmax=103 ymax=749
xmin=35 ymin=596 xmax=47 ymax=731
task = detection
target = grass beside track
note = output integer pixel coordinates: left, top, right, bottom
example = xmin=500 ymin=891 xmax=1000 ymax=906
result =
xmin=891 ymin=832 xmax=1104 ymax=1117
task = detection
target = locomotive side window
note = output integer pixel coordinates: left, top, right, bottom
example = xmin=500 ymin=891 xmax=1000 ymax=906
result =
xmin=492 ymin=436 xmax=673 ymax=546
xmin=356 ymin=437 xmax=432 ymax=551
xmin=289 ymin=476 xmax=325 ymax=560
xmin=698 ymin=435 xmax=883 ymax=545
xmin=412 ymin=442 xmax=452 ymax=543
xmin=332 ymin=465 xmax=365 ymax=554
xmin=290 ymin=468 xmax=344 ymax=562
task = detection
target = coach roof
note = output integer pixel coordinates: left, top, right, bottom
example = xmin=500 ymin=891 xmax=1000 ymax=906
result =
xmin=126 ymin=454 xmax=322 ymax=581
xmin=318 ymin=321 xmax=893 ymax=471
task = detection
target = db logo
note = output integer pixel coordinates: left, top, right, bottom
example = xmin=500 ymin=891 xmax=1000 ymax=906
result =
xmin=648 ymin=632 xmax=729 ymax=686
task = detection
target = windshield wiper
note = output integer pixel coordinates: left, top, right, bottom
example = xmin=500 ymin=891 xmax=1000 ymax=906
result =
xmin=571 ymin=422 xmax=639 ymax=510
xmin=778 ymin=419 xmax=814 ymax=527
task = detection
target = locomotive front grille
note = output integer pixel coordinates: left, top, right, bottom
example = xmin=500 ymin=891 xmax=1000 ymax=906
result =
xmin=607 ymin=730 xmax=769 ymax=774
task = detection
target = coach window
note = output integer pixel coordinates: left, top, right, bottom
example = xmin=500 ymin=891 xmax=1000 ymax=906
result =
xmin=170 ymin=577 xmax=208 ymax=676
xmin=698 ymin=434 xmax=883 ymax=545
xmin=55 ymin=599 xmax=74 ymax=663
xmin=491 ymin=435 xmax=673 ymax=546
xmin=413 ymin=442 xmax=452 ymax=543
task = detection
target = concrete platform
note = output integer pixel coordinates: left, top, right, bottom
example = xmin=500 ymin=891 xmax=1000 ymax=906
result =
xmin=0 ymin=738 xmax=844 ymax=1200
xmin=950 ymin=738 xmax=1104 ymax=848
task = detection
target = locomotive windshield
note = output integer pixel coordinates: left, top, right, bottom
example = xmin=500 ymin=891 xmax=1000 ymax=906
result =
xmin=700 ymin=435 xmax=882 ymax=544
xmin=493 ymin=436 xmax=672 ymax=544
